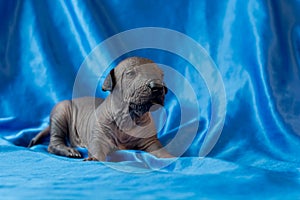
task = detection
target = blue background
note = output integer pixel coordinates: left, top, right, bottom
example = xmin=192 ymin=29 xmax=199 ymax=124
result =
xmin=1 ymin=0 xmax=300 ymax=199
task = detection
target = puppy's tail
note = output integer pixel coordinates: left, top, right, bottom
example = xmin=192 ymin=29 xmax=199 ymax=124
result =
xmin=28 ymin=126 xmax=50 ymax=147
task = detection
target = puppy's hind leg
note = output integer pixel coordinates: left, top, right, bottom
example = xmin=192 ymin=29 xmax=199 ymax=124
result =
xmin=28 ymin=126 xmax=50 ymax=147
xmin=48 ymin=101 xmax=81 ymax=158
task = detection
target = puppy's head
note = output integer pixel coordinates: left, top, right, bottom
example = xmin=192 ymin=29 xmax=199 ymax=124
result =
xmin=102 ymin=57 xmax=167 ymax=119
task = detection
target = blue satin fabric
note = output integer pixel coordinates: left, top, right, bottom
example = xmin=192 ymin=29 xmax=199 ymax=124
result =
xmin=1 ymin=0 xmax=300 ymax=199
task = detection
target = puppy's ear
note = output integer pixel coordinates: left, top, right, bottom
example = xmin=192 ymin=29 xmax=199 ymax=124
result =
xmin=102 ymin=69 xmax=116 ymax=91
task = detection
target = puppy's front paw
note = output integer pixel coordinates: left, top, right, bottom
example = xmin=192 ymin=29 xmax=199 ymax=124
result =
xmin=83 ymin=157 xmax=98 ymax=161
xmin=67 ymin=148 xmax=82 ymax=158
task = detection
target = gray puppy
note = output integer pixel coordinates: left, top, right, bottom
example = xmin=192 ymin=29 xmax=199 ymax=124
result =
xmin=28 ymin=57 xmax=172 ymax=161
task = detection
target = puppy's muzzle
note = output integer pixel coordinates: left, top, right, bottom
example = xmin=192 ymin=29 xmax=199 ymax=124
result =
xmin=147 ymin=80 xmax=168 ymax=96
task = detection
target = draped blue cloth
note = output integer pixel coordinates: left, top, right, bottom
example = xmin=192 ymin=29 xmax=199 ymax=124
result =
xmin=1 ymin=0 xmax=300 ymax=199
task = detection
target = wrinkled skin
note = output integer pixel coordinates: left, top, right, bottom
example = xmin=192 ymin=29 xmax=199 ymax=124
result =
xmin=28 ymin=57 xmax=172 ymax=161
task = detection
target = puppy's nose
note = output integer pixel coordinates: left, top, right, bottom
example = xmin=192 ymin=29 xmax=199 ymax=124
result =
xmin=148 ymin=81 xmax=164 ymax=92
xmin=148 ymin=80 xmax=168 ymax=94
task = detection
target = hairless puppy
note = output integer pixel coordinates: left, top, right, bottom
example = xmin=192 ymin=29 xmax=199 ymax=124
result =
xmin=28 ymin=57 xmax=173 ymax=161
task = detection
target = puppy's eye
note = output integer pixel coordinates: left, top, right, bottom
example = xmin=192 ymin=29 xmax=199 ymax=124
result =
xmin=125 ymin=70 xmax=136 ymax=77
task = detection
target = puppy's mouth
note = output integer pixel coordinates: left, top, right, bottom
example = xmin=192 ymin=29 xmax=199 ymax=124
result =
xmin=129 ymin=95 xmax=165 ymax=120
